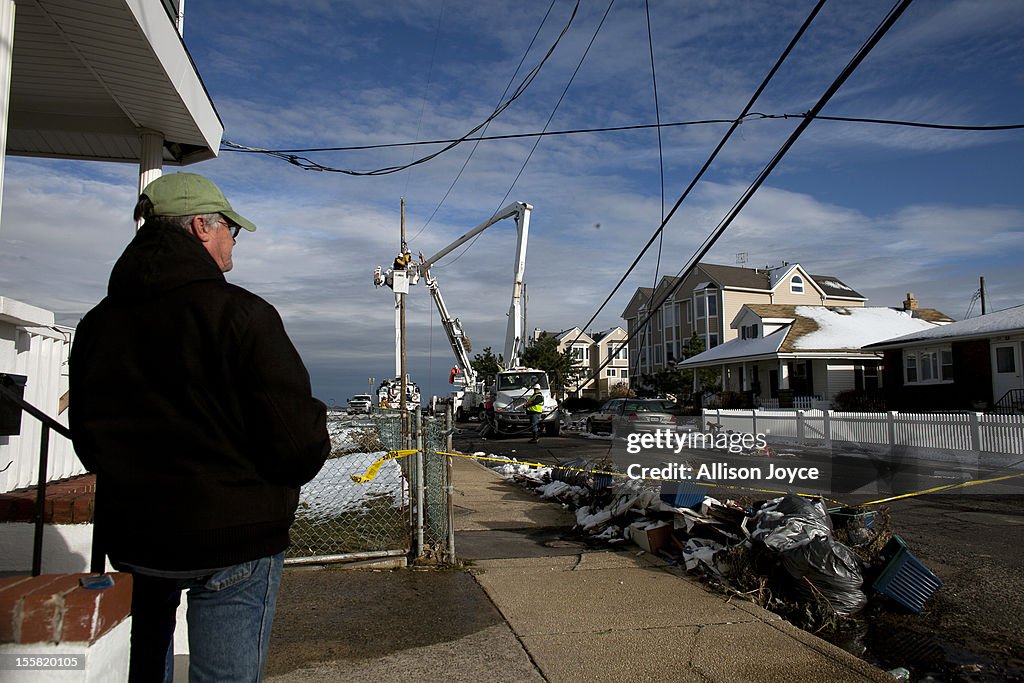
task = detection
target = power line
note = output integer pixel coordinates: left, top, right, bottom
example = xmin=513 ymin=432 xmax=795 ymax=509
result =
xmin=410 ymin=0 xmax=561 ymax=243
xmin=435 ymin=0 xmax=617 ymax=271
xmin=221 ymin=115 xmax=1022 ymax=158
xmin=221 ymin=0 xmax=581 ymax=178
xmin=578 ymin=0 xmax=914 ymax=392
xmin=582 ymin=0 xmax=831 ymax=381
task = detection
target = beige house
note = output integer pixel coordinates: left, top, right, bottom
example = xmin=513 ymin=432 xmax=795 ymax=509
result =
xmin=533 ymin=326 xmax=630 ymax=400
xmin=621 ymin=262 xmax=866 ymax=389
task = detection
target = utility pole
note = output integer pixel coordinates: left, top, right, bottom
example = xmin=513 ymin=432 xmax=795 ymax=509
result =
xmin=980 ymin=276 xmax=987 ymax=315
xmin=400 ymin=198 xmax=408 ymax=419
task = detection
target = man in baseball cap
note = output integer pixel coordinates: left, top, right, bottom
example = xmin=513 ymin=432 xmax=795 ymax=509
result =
xmin=71 ymin=172 xmax=329 ymax=681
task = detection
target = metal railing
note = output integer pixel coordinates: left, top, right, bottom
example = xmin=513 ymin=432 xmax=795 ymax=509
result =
xmin=994 ymin=388 xmax=1024 ymax=415
xmin=0 ymin=378 xmax=458 ymax=573
xmin=0 ymin=374 xmax=75 ymax=576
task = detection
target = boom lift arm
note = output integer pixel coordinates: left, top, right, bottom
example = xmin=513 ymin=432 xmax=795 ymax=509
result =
xmin=424 ymin=273 xmax=477 ymax=389
xmin=421 ymin=201 xmax=532 ymax=369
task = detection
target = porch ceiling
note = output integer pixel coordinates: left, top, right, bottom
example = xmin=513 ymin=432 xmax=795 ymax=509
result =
xmin=6 ymin=0 xmax=221 ymax=165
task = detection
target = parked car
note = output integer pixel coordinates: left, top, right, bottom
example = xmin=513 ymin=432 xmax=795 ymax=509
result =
xmin=586 ymin=398 xmax=682 ymax=435
xmin=347 ymin=394 xmax=373 ymax=414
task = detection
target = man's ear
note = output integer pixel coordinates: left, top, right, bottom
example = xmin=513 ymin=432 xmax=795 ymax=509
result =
xmin=190 ymin=215 xmax=214 ymax=243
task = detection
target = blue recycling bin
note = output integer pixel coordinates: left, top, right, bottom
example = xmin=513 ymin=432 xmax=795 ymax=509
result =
xmin=660 ymin=480 xmax=704 ymax=509
xmin=872 ymin=535 xmax=943 ymax=613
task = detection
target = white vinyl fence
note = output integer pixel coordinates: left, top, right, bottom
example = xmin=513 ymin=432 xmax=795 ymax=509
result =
xmin=704 ymin=408 xmax=1024 ymax=458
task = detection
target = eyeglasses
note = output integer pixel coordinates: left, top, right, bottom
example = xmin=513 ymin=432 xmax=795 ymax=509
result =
xmin=218 ymin=218 xmax=241 ymax=239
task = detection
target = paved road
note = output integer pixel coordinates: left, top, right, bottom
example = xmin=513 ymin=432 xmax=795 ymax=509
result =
xmin=453 ymin=425 xmax=1024 ymax=680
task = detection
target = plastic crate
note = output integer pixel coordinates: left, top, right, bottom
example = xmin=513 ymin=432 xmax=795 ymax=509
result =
xmin=660 ymin=480 xmax=704 ymax=510
xmin=872 ymin=535 xmax=943 ymax=613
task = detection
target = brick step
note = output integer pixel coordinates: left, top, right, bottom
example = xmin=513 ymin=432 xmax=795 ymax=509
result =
xmin=0 ymin=572 xmax=131 ymax=644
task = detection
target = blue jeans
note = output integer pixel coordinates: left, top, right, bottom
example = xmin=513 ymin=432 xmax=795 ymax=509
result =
xmin=530 ymin=411 xmax=542 ymax=437
xmin=128 ymin=552 xmax=284 ymax=683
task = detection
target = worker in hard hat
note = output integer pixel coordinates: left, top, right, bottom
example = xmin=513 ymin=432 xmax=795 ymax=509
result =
xmin=526 ymin=384 xmax=545 ymax=443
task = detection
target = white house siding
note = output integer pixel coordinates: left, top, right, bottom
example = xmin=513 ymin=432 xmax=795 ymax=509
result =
xmin=1 ymin=317 xmax=80 ymax=493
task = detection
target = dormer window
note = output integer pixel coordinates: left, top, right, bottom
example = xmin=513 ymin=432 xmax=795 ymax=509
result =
xmin=791 ymin=275 xmax=804 ymax=294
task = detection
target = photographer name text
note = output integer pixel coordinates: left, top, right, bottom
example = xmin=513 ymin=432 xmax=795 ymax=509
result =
xmin=625 ymin=461 xmax=820 ymax=484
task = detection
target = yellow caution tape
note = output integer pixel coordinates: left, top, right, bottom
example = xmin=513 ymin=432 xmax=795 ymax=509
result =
xmin=860 ymin=472 xmax=1024 ymax=507
xmin=351 ymin=449 xmax=1021 ymax=509
xmin=349 ymin=449 xmax=418 ymax=483
xmin=350 ymin=448 xmax=843 ymax=504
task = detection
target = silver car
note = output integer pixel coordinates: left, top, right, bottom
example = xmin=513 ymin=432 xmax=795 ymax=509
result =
xmin=587 ymin=398 xmax=682 ymax=436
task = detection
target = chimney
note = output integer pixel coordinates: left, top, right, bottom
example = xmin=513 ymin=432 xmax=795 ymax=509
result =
xmin=903 ymin=292 xmax=919 ymax=311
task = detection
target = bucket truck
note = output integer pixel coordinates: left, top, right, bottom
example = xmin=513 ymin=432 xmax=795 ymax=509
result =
xmin=374 ymin=202 xmax=560 ymax=436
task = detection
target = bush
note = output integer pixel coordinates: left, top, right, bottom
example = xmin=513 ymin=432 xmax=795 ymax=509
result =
xmin=716 ymin=391 xmax=751 ymax=409
xmin=832 ymin=389 xmax=886 ymax=412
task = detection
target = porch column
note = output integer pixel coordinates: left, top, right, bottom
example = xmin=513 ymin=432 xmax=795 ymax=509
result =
xmin=779 ymin=360 xmax=790 ymax=390
xmin=137 ymin=128 xmax=165 ymax=229
xmin=0 ymin=0 xmax=15 ymax=228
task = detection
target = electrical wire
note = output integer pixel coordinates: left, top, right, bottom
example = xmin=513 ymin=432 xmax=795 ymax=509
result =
xmin=631 ymin=0 xmax=667 ymax=383
xmin=492 ymin=0 xmax=617 ymax=212
xmin=434 ymin=0 xmax=617 ymax=271
xmin=403 ymin=0 xmax=448 ymax=198
xmin=580 ymin=0 xmax=831 ymax=381
xmin=222 ymin=0 xmax=580 ymax=177
xmin=575 ymin=0 xmax=913 ymax=392
xmin=410 ymin=0 xmax=561 ymax=243
xmin=221 ymin=115 xmax=1022 ymax=157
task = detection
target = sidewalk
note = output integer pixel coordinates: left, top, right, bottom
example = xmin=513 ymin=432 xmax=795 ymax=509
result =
xmin=265 ymin=457 xmax=893 ymax=682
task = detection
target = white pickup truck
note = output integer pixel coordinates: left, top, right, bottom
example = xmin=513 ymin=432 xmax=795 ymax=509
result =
xmin=346 ymin=394 xmax=373 ymax=414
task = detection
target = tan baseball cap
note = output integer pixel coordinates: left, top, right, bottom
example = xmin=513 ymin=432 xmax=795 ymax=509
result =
xmin=140 ymin=173 xmax=256 ymax=232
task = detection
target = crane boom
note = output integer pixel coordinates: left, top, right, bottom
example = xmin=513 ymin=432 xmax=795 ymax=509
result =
xmin=424 ymin=273 xmax=477 ymax=388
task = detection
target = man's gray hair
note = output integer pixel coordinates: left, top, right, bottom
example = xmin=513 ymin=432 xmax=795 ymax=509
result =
xmin=134 ymin=196 xmax=221 ymax=232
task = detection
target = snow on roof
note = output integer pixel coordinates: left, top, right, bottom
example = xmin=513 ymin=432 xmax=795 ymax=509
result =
xmin=867 ymin=304 xmax=1024 ymax=347
xmin=818 ymin=279 xmax=854 ymax=292
xmin=678 ymin=329 xmax=787 ymax=366
xmin=792 ymin=306 xmax=939 ymax=350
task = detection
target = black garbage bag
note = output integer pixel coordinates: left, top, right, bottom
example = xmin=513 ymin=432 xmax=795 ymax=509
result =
xmin=749 ymin=494 xmax=867 ymax=616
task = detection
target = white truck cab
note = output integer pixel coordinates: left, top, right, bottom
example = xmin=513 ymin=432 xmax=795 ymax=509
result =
xmin=491 ymin=368 xmax=560 ymax=436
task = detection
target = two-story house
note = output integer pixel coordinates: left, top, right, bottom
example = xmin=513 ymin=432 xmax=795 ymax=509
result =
xmin=532 ymin=327 xmax=630 ymax=400
xmin=621 ymin=262 xmax=866 ymax=389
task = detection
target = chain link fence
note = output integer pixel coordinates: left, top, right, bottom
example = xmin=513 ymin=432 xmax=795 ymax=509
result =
xmin=287 ymin=408 xmax=453 ymax=565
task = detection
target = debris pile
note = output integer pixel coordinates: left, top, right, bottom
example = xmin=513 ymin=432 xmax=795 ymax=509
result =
xmin=488 ymin=455 xmax=941 ymax=630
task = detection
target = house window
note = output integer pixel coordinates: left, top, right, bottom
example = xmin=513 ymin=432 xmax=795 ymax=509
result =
xmin=696 ymin=294 xmax=705 ymax=320
xmin=791 ymin=275 xmax=804 ymax=294
xmin=996 ymin=347 xmax=1016 ymax=373
xmin=611 ymin=344 xmax=628 ymax=361
xmin=740 ymin=324 xmax=760 ymax=340
xmin=607 ymin=368 xmax=617 ymax=377
xmin=621 ymin=369 xmax=628 ymax=378
xmin=685 ymin=300 xmax=692 ymax=324
xmin=571 ymin=345 xmax=589 ymax=363
xmin=709 ymin=333 xmax=719 ymax=348
xmin=707 ymin=295 xmax=718 ymax=317
xmin=904 ymin=346 xmax=953 ymax=385
xmin=666 ymin=343 xmax=675 ymax=363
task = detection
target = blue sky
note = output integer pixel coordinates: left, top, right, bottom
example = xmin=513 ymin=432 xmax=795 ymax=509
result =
xmin=1 ymin=0 xmax=1022 ymax=404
